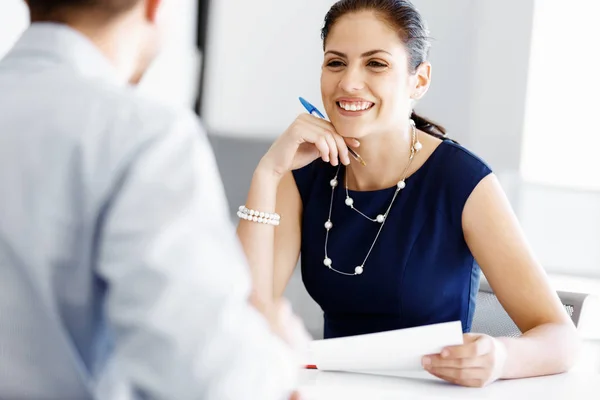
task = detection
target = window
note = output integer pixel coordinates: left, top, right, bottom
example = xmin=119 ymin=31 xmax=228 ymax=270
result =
xmin=521 ymin=0 xmax=600 ymax=191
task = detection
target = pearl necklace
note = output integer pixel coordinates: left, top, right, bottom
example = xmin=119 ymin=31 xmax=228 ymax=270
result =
xmin=322 ymin=120 xmax=421 ymax=276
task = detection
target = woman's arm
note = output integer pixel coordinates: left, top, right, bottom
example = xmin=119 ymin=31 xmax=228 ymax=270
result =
xmin=462 ymin=174 xmax=580 ymax=378
xmin=423 ymin=174 xmax=580 ymax=387
xmin=237 ymin=170 xmax=303 ymax=303
xmin=236 ymin=114 xmax=352 ymax=304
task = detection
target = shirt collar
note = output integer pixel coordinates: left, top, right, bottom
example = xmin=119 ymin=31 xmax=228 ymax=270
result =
xmin=11 ymin=22 xmax=127 ymax=86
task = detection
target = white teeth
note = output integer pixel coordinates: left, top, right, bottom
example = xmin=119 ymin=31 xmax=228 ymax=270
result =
xmin=338 ymin=101 xmax=373 ymax=111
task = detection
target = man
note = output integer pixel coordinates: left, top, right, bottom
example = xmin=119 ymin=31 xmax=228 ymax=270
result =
xmin=0 ymin=1 xmax=308 ymax=399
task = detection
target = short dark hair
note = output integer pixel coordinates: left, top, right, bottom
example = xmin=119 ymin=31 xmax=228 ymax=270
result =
xmin=27 ymin=0 xmax=140 ymax=21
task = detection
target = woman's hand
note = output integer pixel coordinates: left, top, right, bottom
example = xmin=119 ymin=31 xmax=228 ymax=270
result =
xmin=422 ymin=333 xmax=508 ymax=387
xmin=258 ymin=114 xmax=359 ymax=179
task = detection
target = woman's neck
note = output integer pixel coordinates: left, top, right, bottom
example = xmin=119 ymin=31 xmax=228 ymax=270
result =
xmin=346 ymin=125 xmax=415 ymax=191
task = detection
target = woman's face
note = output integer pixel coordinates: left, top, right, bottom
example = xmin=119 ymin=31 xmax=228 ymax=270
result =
xmin=321 ymin=11 xmax=426 ymax=139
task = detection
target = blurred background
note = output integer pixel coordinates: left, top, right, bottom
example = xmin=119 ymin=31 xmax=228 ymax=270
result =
xmin=1 ymin=0 xmax=599 ymax=349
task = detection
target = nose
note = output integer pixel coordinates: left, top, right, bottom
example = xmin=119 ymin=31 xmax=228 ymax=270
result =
xmin=338 ymin=65 xmax=365 ymax=92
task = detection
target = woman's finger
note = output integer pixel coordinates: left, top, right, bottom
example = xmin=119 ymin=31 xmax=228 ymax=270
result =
xmin=426 ymin=366 xmax=486 ymax=386
xmin=441 ymin=334 xmax=492 ymax=359
xmin=296 ymin=124 xmax=336 ymax=164
xmin=331 ymin=133 xmax=351 ymax=165
xmin=423 ymin=354 xmax=484 ymax=369
xmin=429 ymin=369 xmax=487 ymax=388
xmin=346 ymin=138 xmax=361 ymax=148
xmin=322 ymin=131 xmax=339 ymax=166
xmin=313 ymin=136 xmax=331 ymax=162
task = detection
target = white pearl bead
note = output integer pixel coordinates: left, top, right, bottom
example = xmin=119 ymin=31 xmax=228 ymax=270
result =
xmin=259 ymin=212 xmax=265 ymax=218
xmin=330 ymin=178 xmax=338 ymax=187
xmin=345 ymin=197 xmax=354 ymax=207
xmin=397 ymin=180 xmax=406 ymax=189
xmin=355 ymin=266 xmax=364 ymax=275
xmin=323 ymin=258 xmax=332 ymax=267
xmin=252 ymin=216 xmax=258 ymax=222
xmin=258 ymin=217 xmax=263 ymax=223
xmin=414 ymin=141 xmax=422 ymax=152
xmin=409 ymin=119 xmax=415 ymax=126
xmin=376 ymin=214 xmax=385 ymax=223
xmin=324 ymin=220 xmax=333 ymax=230
xmin=239 ymin=205 xmax=245 ymax=211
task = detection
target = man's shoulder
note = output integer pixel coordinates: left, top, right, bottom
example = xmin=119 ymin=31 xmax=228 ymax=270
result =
xmin=83 ymin=80 xmax=192 ymax=130
xmin=63 ymin=77 xmax=205 ymax=147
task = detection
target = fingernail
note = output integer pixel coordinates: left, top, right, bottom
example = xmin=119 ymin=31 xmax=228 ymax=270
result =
xmin=422 ymin=357 xmax=431 ymax=366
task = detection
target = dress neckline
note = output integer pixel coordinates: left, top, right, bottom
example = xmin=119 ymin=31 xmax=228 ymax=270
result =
xmin=343 ymin=139 xmax=448 ymax=194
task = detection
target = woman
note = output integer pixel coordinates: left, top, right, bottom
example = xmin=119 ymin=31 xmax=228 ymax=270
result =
xmin=237 ymin=0 xmax=579 ymax=387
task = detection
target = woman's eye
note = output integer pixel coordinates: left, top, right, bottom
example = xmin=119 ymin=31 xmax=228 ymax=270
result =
xmin=327 ymin=60 xmax=345 ymax=67
xmin=368 ymin=61 xmax=387 ymax=68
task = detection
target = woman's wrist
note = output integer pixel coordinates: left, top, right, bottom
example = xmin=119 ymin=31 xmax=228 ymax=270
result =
xmin=255 ymin=160 xmax=286 ymax=187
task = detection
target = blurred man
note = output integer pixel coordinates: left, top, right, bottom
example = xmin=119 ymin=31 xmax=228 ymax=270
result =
xmin=0 ymin=1 xmax=308 ymax=399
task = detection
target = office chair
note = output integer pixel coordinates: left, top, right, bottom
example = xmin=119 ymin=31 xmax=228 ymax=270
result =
xmin=472 ymin=280 xmax=592 ymax=337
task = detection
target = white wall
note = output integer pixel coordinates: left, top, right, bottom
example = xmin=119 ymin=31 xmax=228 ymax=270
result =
xmin=202 ymin=0 xmax=336 ymax=137
xmin=0 ymin=0 xmax=29 ymax=59
xmin=137 ymin=0 xmax=201 ymax=109
xmin=410 ymin=0 xmax=477 ymax=145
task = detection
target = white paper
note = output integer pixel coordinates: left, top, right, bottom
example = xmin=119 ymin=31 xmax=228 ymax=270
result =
xmin=307 ymin=321 xmax=464 ymax=372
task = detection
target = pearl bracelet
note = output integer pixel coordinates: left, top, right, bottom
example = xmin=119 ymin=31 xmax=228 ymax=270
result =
xmin=237 ymin=205 xmax=280 ymax=226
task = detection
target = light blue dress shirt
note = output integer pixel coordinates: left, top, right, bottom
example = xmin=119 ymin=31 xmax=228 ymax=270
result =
xmin=0 ymin=23 xmax=297 ymax=400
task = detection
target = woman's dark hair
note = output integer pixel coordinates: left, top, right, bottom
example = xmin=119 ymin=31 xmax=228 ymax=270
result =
xmin=321 ymin=0 xmax=447 ymax=139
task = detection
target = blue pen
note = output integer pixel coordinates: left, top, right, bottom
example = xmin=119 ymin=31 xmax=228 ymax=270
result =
xmin=299 ymin=96 xmax=326 ymax=119
xmin=298 ymin=97 xmax=366 ymax=166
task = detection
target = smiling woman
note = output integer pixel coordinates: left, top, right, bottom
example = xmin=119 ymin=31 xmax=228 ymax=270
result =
xmin=320 ymin=1 xmax=446 ymax=141
xmin=237 ymin=0 xmax=580 ymax=389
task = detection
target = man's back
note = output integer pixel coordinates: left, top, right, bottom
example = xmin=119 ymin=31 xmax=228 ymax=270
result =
xmin=0 ymin=23 xmax=299 ymax=400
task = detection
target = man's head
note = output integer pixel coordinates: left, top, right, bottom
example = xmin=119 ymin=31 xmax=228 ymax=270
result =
xmin=26 ymin=0 xmax=166 ymax=84
xmin=26 ymin=0 xmax=139 ymax=22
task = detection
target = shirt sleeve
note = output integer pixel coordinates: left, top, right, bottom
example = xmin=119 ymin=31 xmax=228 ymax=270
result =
xmin=93 ymin=110 xmax=299 ymax=400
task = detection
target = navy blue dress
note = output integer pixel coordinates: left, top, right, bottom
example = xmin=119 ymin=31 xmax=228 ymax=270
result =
xmin=292 ymin=140 xmax=492 ymax=339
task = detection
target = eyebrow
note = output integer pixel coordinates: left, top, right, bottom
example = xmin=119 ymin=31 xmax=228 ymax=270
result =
xmin=324 ymin=49 xmax=392 ymax=58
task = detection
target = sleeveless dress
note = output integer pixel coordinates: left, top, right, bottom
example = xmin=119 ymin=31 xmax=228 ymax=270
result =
xmin=292 ymin=140 xmax=492 ymax=339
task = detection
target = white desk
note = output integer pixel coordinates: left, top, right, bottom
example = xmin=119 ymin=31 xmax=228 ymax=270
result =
xmin=298 ymin=369 xmax=600 ymax=399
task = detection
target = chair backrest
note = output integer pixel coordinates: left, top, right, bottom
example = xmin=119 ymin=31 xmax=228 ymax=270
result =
xmin=471 ymin=281 xmax=589 ymax=337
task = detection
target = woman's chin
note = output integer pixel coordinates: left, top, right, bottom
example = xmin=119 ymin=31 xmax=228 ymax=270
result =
xmin=328 ymin=120 xmax=358 ymax=136
xmin=334 ymin=125 xmax=370 ymax=140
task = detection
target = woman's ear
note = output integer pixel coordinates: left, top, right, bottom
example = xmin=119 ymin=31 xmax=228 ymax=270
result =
xmin=411 ymin=61 xmax=432 ymax=100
